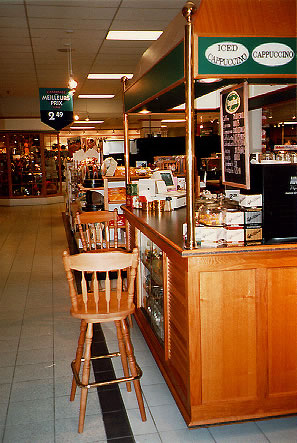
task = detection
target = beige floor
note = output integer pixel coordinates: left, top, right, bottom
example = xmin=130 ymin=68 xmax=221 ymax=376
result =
xmin=0 ymin=203 xmax=296 ymax=443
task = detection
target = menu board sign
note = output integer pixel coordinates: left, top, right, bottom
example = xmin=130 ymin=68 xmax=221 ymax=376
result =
xmin=220 ymin=82 xmax=250 ymax=189
xmin=39 ymin=88 xmax=73 ymax=131
xmin=197 ymin=37 xmax=296 ymax=76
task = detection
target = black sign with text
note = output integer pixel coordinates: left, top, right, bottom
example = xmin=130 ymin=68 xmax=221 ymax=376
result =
xmin=39 ymin=88 xmax=73 ymax=131
xmin=220 ymin=83 xmax=250 ymax=189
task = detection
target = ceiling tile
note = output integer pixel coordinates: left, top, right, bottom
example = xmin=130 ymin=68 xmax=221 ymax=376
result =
xmin=27 ymin=5 xmax=117 ymax=20
xmin=110 ymin=19 xmax=171 ymax=31
xmin=114 ymin=7 xmax=180 ymax=21
xmin=121 ymin=0 xmax=186 ymax=7
xmin=28 ymin=17 xmax=111 ymax=30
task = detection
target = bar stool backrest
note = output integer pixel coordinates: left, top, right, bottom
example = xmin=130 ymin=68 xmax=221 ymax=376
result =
xmin=62 ymin=248 xmax=138 ymax=315
xmin=76 ymin=209 xmax=123 ymax=251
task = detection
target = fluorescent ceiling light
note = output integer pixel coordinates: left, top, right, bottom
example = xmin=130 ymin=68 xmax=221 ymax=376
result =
xmin=75 ymin=120 xmax=104 ymax=124
xmin=284 ymin=121 xmax=297 ymax=124
xmin=70 ymin=126 xmax=95 ymax=129
xmin=78 ymin=94 xmax=114 ymax=99
xmin=88 ymin=73 xmax=133 ymax=80
xmin=106 ymin=30 xmax=162 ymax=41
xmin=196 ymin=78 xmax=222 ymax=83
xmin=161 ymin=119 xmax=185 ymax=123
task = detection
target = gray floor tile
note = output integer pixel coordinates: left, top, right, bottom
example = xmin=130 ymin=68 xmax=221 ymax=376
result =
xmin=256 ymin=416 xmax=297 ymax=442
xmin=55 ymin=392 xmax=102 ymax=420
xmin=142 ymin=383 xmax=176 ymax=407
xmin=149 ymin=404 xmax=187 ymax=433
xmin=0 ymin=338 xmax=19 ymax=354
xmin=0 ymin=404 xmax=8 ymax=426
xmin=10 ymin=378 xmax=54 ymax=402
xmin=3 ymin=419 xmax=54 ymax=443
xmin=20 ymin=322 xmax=53 ymax=337
xmin=6 ymin=397 xmax=54 ymax=426
xmin=16 ymin=347 xmax=53 ymax=366
xmin=18 ymin=333 xmax=53 ymax=351
xmin=13 ymin=362 xmax=54 ymax=382
xmin=0 ymin=367 xmax=14 ymax=384
xmin=54 ymin=359 xmax=73 ymax=379
xmin=139 ymin=364 xmax=166 ymax=386
xmin=208 ymin=421 xmax=269 ymax=442
xmin=54 ymin=376 xmax=73 ymax=398
xmin=0 ymin=351 xmax=17 ymax=367
xmin=159 ymin=427 xmax=215 ymax=442
xmin=55 ymin=415 xmax=106 ymax=442
xmin=135 ymin=433 xmax=162 ymax=442
xmin=126 ymin=407 xmax=158 ymax=436
xmin=0 ymin=383 xmax=11 ymax=405
xmin=119 ymin=384 xmax=147 ymax=410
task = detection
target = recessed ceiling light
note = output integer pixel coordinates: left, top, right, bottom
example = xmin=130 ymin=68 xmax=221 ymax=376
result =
xmin=138 ymin=109 xmax=150 ymax=114
xmin=88 ymin=74 xmax=133 ymax=80
xmin=78 ymin=94 xmax=114 ymax=99
xmin=161 ymin=119 xmax=185 ymax=123
xmin=70 ymin=126 xmax=95 ymax=129
xmin=75 ymin=120 xmax=104 ymax=124
xmin=106 ymin=31 xmax=162 ymax=41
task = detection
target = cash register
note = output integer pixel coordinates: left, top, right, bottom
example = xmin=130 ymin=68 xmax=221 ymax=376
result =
xmin=151 ymin=170 xmax=186 ymax=209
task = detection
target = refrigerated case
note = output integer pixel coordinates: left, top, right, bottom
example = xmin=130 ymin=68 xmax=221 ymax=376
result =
xmin=249 ymin=163 xmax=297 ymax=244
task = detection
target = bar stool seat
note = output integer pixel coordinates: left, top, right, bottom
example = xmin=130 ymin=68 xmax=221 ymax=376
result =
xmin=63 ymin=248 xmax=146 ymax=433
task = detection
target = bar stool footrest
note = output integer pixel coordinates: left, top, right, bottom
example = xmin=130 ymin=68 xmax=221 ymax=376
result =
xmin=71 ymin=354 xmax=143 ymax=389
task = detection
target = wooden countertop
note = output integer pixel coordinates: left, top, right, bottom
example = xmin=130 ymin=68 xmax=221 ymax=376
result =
xmin=122 ymin=205 xmax=297 ymax=257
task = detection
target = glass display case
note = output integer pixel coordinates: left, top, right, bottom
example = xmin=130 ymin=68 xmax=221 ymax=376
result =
xmin=139 ymin=232 xmax=164 ymax=344
xmin=0 ymin=131 xmax=66 ymax=199
xmin=0 ymin=134 xmax=9 ymax=196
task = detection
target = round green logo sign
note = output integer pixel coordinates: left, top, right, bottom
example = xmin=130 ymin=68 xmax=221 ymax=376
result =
xmin=225 ymin=91 xmax=240 ymax=114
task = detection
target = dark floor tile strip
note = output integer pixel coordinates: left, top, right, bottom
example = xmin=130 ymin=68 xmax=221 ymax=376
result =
xmin=92 ymin=324 xmax=135 ymax=442
xmin=62 ymin=212 xmax=135 ymax=442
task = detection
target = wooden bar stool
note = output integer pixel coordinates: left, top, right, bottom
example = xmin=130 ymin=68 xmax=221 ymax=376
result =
xmin=75 ymin=208 xmax=128 ymax=252
xmin=62 ymin=248 xmax=146 ymax=433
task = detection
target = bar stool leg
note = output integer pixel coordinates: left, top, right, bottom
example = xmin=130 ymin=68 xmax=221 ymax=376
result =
xmin=115 ymin=320 xmax=131 ymax=392
xmin=121 ymin=319 xmax=147 ymax=421
xmin=78 ymin=322 xmax=93 ymax=433
xmin=70 ymin=319 xmax=87 ymax=401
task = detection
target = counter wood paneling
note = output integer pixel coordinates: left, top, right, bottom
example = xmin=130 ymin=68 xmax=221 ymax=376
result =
xmin=123 ymin=205 xmax=297 ymax=427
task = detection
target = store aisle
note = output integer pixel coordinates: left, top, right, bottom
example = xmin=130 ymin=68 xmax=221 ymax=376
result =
xmin=0 ymin=203 xmax=296 ymax=443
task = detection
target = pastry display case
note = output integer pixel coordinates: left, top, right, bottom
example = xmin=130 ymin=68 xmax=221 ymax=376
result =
xmin=138 ymin=232 xmax=164 ymax=344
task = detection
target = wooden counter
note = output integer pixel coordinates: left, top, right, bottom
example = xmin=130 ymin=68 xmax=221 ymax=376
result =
xmin=123 ymin=205 xmax=297 ymax=427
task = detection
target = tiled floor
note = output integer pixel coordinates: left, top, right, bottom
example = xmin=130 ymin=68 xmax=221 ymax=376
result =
xmin=0 ymin=203 xmax=297 ymax=443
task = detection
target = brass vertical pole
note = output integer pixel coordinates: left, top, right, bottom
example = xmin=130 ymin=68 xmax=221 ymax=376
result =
xmin=183 ymin=1 xmax=197 ymax=249
xmin=121 ymin=76 xmax=130 ymax=189
xmin=57 ymin=132 xmax=62 ymax=194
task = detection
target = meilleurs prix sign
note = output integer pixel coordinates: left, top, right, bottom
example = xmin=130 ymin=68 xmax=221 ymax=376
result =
xmin=39 ymin=88 xmax=73 ymax=131
xmin=198 ymin=37 xmax=296 ymax=75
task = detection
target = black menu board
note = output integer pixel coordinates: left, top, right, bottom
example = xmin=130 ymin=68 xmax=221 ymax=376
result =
xmin=220 ymin=82 xmax=250 ymax=189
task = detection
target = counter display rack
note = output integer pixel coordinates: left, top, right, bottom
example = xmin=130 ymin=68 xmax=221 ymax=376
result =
xmin=139 ymin=232 xmax=164 ymax=344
